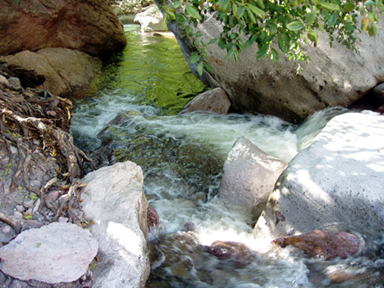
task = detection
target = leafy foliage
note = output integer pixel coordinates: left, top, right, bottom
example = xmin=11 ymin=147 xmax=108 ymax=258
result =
xmin=159 ymin=0 xmax=384 ymax=75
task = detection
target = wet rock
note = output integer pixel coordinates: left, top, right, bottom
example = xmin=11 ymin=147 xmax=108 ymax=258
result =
xmin=272 ymin=230 xmax=360 ymax=259
xmin=372 ymin=82 xmax=384 ymax=104
xmin=207 ymin=241 xmax=256 ymax=267
xmin=218 ymin=136 xmax=287 ymax=220
xmin=148 ymin=205 xmax=160 ymax=227
xmin=81 ymin=161 xmax=150 ymax=288
xmin=0 ymin=222 xmax=98 ymax=284
xmin=179 ymin=87 xmax=232 ymax=115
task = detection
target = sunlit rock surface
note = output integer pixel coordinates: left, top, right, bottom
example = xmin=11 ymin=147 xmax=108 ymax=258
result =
xmin=81 ymin=161 xmax=150 ymax=288
xmin=0 ymin=223 xmax=97 ymax=284
xmin=0 ymin=48 xmax=101 ymax=98
xmin=254 ymin=112 xmax=384 ymax=239
xmin=160 ymin=5 xmax=384 ymax=123
xmin=218 ymin=136 xmax=287 ymax=220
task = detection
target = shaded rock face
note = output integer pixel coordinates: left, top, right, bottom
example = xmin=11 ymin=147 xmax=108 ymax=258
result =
xmin=160 ymin=8 xmax=384 ymax=123
xmin=0 ymin=48 xmax=102 ymax=98
xmin=218 ymin=136 xmax=287 ymax=220
xmin=179 ymin=87 xmax=231 ymax=115
xmin=0 ymin=222 xmax=98 ymax=284
xmin=81 ymin=161 xmax=150 ymax=288
xmin=272 ymin=230 xmax=360 ymax=260
xmin=0 ymin=0 xmax=127 ymax=57
xmin=253 ymin=112 xmax=384 ymax=240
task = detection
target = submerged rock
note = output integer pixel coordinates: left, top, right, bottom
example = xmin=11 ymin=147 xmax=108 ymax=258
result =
xmin=272 ymin=230 xmax=360 ymax=259
xmin=207 ymin=240 xmax=257 ymax=267
xmin=0 ymin=222 xmax=98 ymax=284
xmin=148 ymin=205 xmax=160 ymax=227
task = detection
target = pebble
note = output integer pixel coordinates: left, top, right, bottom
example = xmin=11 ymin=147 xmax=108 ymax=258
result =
xmin=13 ymin=211 xmax=23 ymax=219
xmin=0 ymin=75 xmax=9 ymax=88
xmin=8 ymin=77 xmax=21 ymax=90
xmin=15 ymin=205 xmax=24 ymax=212
xmin=32 ymin=198 xmax=41 ymax=214
xmin=9 ymin=146 xmax=17 ymax=154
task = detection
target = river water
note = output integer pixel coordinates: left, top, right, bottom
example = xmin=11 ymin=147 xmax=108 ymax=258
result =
xmin=71 ymin=26 xmax=384 ymax=287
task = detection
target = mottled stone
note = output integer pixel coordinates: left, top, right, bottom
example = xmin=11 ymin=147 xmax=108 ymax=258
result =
xmin=272 ymin=230 xmax=360 ymax=259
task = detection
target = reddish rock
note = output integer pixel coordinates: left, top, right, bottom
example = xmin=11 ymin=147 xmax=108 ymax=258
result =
xmin=0 ymin=0 xmax=126 ymax=57
xmin=272 ymin=230 xmax=360 ymax=259
xmin=147 ymin=205 xmax=159 ymax=227
xmin=179 ymin=88 xmax=231 ymax=115
xmin=207 ymin=241 xmax=256 ymax=267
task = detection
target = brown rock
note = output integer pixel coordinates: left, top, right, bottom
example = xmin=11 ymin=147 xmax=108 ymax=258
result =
xmin=147 ymin=205 xmax=159 ymax=227
xmin=0 ymin=0 xmax=126 ymax=57
xmin=179 ymin=87 xmax=231 ymax=115
xmin=272 ymin=230 xmax=360 ymax=259
xmin=207 ymin=240 xmax=256 ymax=267
xmin=0 ymin=48 xmax=102 ymax=97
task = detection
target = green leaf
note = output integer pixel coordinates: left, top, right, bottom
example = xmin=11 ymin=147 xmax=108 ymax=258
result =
xmin=225 ymin=49 xmax=234 ymax=61
xmin=364 ymin=1 xmax=375 ymax=6
xmin=278 ymin=36 xmax=290 ymax=53
xmin=247 ymin=3 xmax=266 ymax=18
xmin=269 ymin=23 xmax=278 ymax=35
xmin=36 ymin=242 xmax=41 ymax=248
xmin=6 ymin=163 xmax=11 ymax=168
xmin=286 ymin=21 xmax=305 ymax=31
xmin=306 ymin=13 xmax=316 ymax=26
xmin=205 ymin=63 xmax=213 ymax=73
xmin=271 ymin=48 xmax=279 ymax=63
xmin=229 ymin=15 xmax=238 ymax=27
xmin=246 ymin=7 xmax=257 ymax=23
xmin=218 ymin=0 xmax=231 ymax=12
xmin=3 ymin=169 xmax=8 ymax=176
xmin=245 ymin=34 xmax=258 ymax=48
xmin=234 ymin=50 xmax=239 ymax=63
xmin=368 ymin=25 xmax=376 ymax=36
xmin=165 ymin=10 xmax=176 ymax=20
xmin=190 ymin=53 xmax=200 ymax=64
xmin=256 ymin=45 xmax=269 ymax=60
xmin=197 ymin=61 xmax=204 ymax=76
xmin=29 ymin=193 xmax=38 ymax=201
xmin=185 ymin=4 xmax=202 ymax=20
xmin=237 ymin=6 xmax=245 ymax=18
xmin=308 ymin=29 xmax=318 ymax=46
xmin=316 ymin=1 xmax=340 ymax=11
xmin=342 ymin=3 xmax=355 ymax=12
xmin=328 ymin=14 xmax=337 ymax=26
xmin=208 ymin=38 xmax=218 ymax=45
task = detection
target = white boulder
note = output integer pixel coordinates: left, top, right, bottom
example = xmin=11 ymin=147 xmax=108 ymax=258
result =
xmin=0 ymin=222 xmax=98 ymax=284
xmin=253 ymin=112 xmax=384 ymax=239
xmin=218 ymin=136 xmax=287 ymax=220
xmin=81 ymin=161 xmax=150 ymax=288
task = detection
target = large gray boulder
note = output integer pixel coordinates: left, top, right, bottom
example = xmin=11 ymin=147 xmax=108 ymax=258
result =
xmin=253 ymin=112 xmax=384 ymax=240
xmin=81 ymin=161 xmax=150 ymax=288
xmin=218 ymin=137 xmax=287 ymax=220
xmin=0 ymin=222 xmax=97 ymax=284
xmin=160 ymin=6 xmax=384 ymax=123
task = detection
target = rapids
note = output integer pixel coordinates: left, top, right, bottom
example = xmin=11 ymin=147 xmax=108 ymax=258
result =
xmin=70 ymin=26 xmax=384 ymax=287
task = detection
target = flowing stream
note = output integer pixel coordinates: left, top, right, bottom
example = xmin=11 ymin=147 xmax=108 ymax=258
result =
xmin=71 ymin=26 xmax=384 ymax=287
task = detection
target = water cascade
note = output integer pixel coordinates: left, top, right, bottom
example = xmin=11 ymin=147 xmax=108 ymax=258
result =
xmin=71 ymin=26 xmax=384 ymax=287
